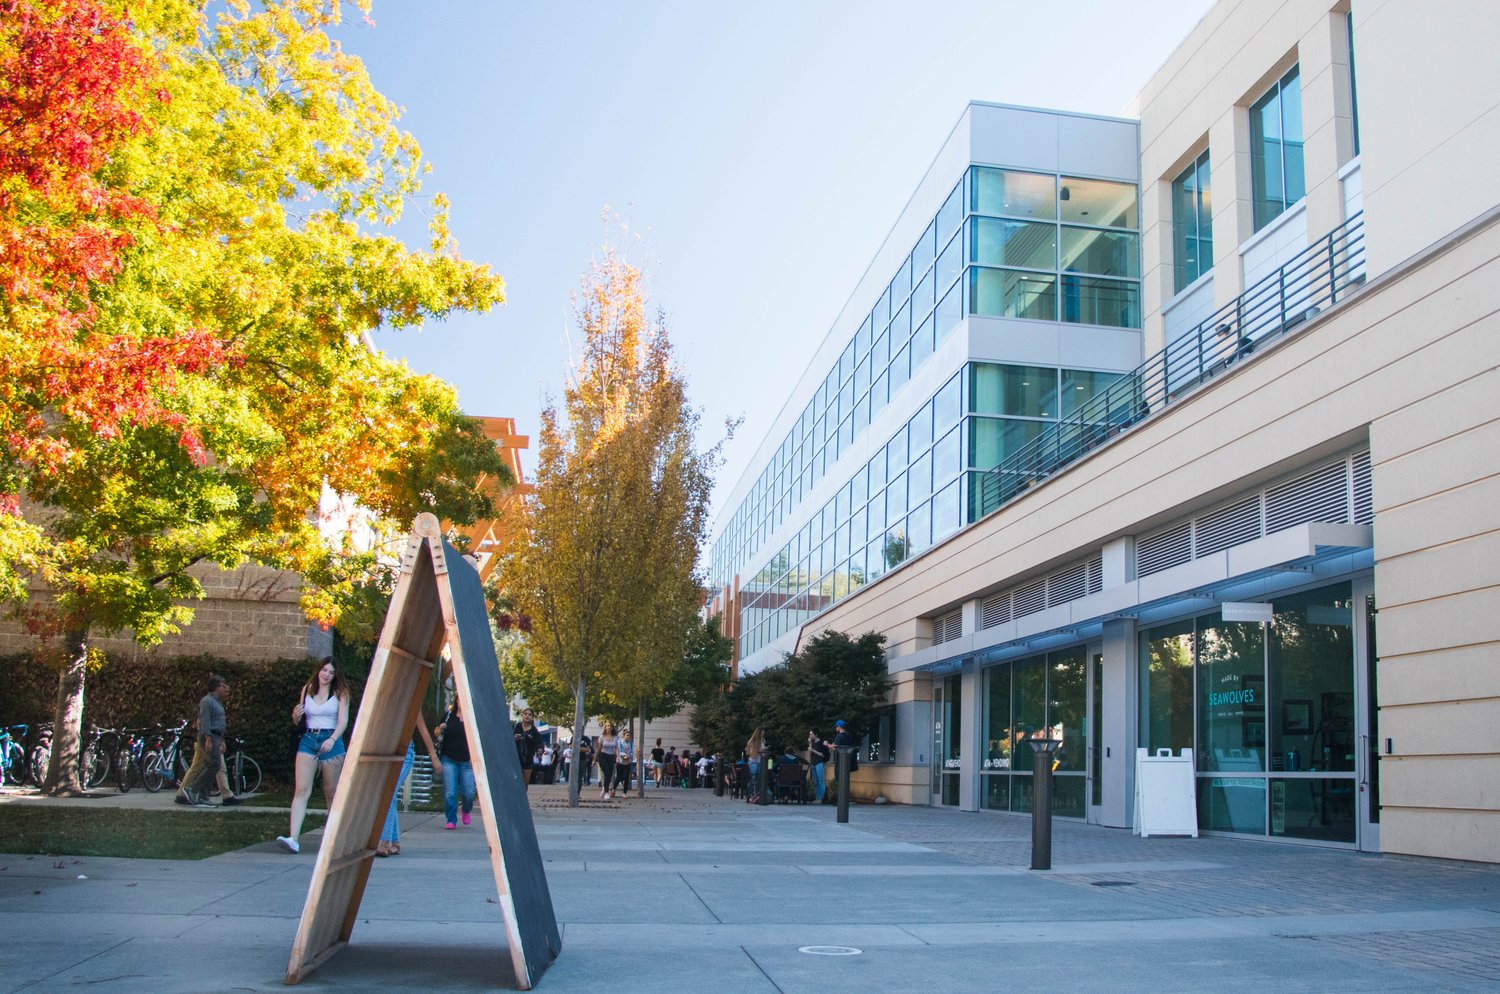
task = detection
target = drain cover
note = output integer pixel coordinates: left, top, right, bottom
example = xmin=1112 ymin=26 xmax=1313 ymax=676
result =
xmin=1091 ymin=880 xmax=1136 ymax=887
xmin=799 ymin=945 xmax=863 ymax=956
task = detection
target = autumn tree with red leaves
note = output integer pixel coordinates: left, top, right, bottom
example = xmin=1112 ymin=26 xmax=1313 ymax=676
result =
xmin=0 ymin=0 xmax=509 ymax=794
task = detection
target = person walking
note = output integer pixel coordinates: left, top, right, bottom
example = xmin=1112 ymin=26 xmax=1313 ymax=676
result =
xmin=649 ymin=738 xmax=665 ymax=786
xmin=277 ymin=658 xmax=350 ymax=854
xmin=595 ymin=721 xmax=619 ymax=800
xmin=746 ymin=727 xmax=766 ymax=804
xmin=512 ymin=707 xmax=543 ymax=790
xmin=434 ymin=697 xmax=476 ymax=829
xmin=179 ymin=676 xmax=240 ymax=807
xmin=614 ymin=727 xmax=634 ymax=795
xmin=376 ymin=737 xmax=415 ymax=857
xmin=807 ymin=729 xmax=831 ymax=803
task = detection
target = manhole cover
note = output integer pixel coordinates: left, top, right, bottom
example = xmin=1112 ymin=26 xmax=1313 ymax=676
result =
xmin=799 ymin=946 xmax=863 ymax=956
xmin=1091 ymin=880 xmax=1136 ymax=887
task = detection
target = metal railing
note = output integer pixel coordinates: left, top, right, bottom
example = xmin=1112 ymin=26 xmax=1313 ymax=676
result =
xmin=975 ymin=213 xmax=1366 ymax=517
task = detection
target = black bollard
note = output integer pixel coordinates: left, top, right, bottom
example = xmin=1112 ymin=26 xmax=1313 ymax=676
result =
xmin=713 ymin=753 xmax=724 ymax=796
xmin=836 ymin=747 xmax=851 ymax=824
xmin=1029 ymin=738 xmax=1060 ymax=870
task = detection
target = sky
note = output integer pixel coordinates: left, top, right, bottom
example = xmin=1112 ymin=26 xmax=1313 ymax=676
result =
xmin=334 ymin=1 xmax=1216 ymax=537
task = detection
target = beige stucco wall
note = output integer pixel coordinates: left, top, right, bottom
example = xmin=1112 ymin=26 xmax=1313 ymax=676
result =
xmin=0 ymin=563 xmax=326 ymax=663
xmin=1134 ymin=0 xmax=1360 ymax=355
xmin=806 ymin=199 xmax=1500 ymax=858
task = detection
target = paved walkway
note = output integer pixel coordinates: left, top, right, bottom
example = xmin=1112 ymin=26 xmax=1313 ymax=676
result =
xmin=2 ymin=783 xmax=1498 ymax=992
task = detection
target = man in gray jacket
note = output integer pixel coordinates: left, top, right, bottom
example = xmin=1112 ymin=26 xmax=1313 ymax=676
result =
xmin=179 ymin=676 xmax=240 ymax=806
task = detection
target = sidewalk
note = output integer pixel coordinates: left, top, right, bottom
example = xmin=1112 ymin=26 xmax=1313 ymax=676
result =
xmin=2 ymin=782 xmax=1498 ymax=992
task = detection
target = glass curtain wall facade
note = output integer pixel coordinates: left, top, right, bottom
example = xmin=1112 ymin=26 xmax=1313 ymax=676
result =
xmin=981 ymin=647 xmax=1088 ymax=818
xmin=714 ymin=166 xmax=1141 ymax=659
xmin=1139 ymin=581 xmax=1358 ymax=843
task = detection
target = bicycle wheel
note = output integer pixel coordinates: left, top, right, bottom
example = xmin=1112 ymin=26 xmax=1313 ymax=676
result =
xmin=29 ymin=743 xmax=50 ymax=787
xmin=1 ymin=741 xmax=24 ymax=787
xmin=141 ymin=751 xmax=166 ymax=792
xmin=229 ymin=754 xmax=261 ymax=796
xmin=115 ymin=748 xmax=135 ymax=793
xmin=83 ymin=742 xmax=109 ymax=789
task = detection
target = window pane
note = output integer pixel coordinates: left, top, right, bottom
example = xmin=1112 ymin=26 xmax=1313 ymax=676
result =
xmin=1270 ymin=778 xmax=1355 ymax=843
xmin=886 ymin=475 xmax=907 ymax=519
xmin=1172 ymin=151 xmax=1212 ymax=292
xmin=968 ymin=416 xmax=1046 ymax=469
xmin=932 ymin=477 xmax=961 ymax=540
xmin=972 ymin=167 xmax=1056 ymax=220
xmin=969 ymin=363 xmax=1057 ymax=418
xmin=1198 ymin=613 xmax=1266 ymax=773
xmin=1060 ymin=274 xmax=1140 ymax=329
xmin=1059 ymin=177 xmax=1138 ymax=228
xmin=913 ymin=265 xmax=935 ymax=317
xmin=1140 ymin=619 xmax=1195 ymax=754
xmin=936 ymin=283 xmax=962 ymax=343
xmin=970 ymin=268 xmax=1057 ymax=321
xmin=1049 ymin=648 xmax=1086 ymax=773
xmin=912 ymin=220 xmax=936 ymax=277
xmin=938 ymin=179 xmax=963 ymax=240
xmin=1060 ymin=226 xmax=1139 ymax=278
xmin=908 ymin=450 xmax=932 ymax=503
xmin=984 ymin=663 xmax=1015 ymax=784
xmin=972 ymin=218 xmax=1056 ymax=271
xmin=910 ymin=313 xmax=934 ymax=370
xmin=932 ymin=426 xmax=961 ymax=486
xmin=909 ymin=400 xmax=933 ymax=449
xmin=934 ymin=374 xmax=961 ymax=431
xmin=908 ymin=499 xmax=932 ymax=552
xmin=1270 ymin=583 xmax=1354 ymax=773
xmin=890 ymin=343 xmax=910 ymax=394
xmin=1199 ymin=777 xmax=1267 ymax=835
xmin=1059 ymin=368 xmax=1122 ymax=417
xmin=937 ymin=230 xmax=962 ymax=293
xmin=886 ymin=428 xmax=907 ymax=477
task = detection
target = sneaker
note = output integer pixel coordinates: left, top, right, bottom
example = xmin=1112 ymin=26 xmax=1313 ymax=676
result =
xmin=220 ymin=795 xmax=242 ymax=807
xmin=444 ymin=822 xmax=456 ymax=830
xmin=276 ymin=836 xmax=299 ymax=854
xmin=173 ymin=793 xmax=193 ymax=806
xmin=461 ymin=812 xmax=470 ymax=826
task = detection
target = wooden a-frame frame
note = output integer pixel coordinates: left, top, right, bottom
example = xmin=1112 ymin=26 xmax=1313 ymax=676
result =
xmin=285 ymin=514 xmax=561 ymax=989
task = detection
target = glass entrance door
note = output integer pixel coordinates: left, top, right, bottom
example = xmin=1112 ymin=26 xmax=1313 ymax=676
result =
xmin=1356 ymin=586 xmax=1380 ymax=851
xmin=1087 ymin=647 xmax=1103 ymax=823
xmin=931 ymin=674 xmax=961 ymax=806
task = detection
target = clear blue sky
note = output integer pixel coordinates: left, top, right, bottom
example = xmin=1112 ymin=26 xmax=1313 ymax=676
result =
xmin=337 ymin=1 xmax=1214 ymax=534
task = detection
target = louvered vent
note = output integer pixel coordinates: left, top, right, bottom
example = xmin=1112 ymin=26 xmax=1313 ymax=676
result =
xmin=1087 ymin=556 xmax=1104 ymax=594
xmin=1265 ymin=461 xmax=1349 ymax=532
xmin=1138 ymin=522 xmax=1192 ymax=576
xmin=980 ymin=592 xmax=1011 ymax=629
xmin=932 ymin=611 xmax=963 ymax=645
xmin=1195 ymin=495 xmax=1262 ymax=557
xmin=1048 ymin=562 xmax=1089 ymax=605
xmin=1351 ymin=450 xmax=1373 ymax=525
xmin=1014 ymin=578 xmax=1047 ymax=617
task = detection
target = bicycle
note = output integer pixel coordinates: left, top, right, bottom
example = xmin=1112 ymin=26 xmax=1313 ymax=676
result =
xmin=1 ymin=724 xmax=29 ymax=787
xmin=224 ymin=735 xmax=262 ymax=797
xmin=81 ymin=725 xmax=117 ymax=790
xmin=143 ymin=719 xmax=191 ymax=791
xmin=114 ymin=727 xmax=158 ymax=793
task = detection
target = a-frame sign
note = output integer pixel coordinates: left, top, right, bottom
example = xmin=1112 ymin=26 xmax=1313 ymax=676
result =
xmin=286 ymin=513 xmax=561 ymax=989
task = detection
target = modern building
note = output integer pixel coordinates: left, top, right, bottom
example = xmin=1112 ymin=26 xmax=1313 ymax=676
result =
xmin=706 ymin=0 xmax=1500 ymax=863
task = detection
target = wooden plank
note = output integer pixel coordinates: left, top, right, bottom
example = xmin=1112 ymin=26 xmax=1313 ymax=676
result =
xmin=387 ymin=645 xmax=435 ymax=669
xmin=287 ymin=939 xmax=347 ymax=984
xmin=357 ymin=754 xmax=409 ymax=763
xmin=325 ymin=849 xmax=377 ymax=876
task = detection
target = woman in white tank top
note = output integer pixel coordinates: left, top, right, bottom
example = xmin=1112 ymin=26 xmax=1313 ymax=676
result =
xmin=276 ymin=657 xmax=350 ymax=854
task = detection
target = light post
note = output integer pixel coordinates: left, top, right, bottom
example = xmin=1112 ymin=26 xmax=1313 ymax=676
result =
xmin=1029 ymin=736 xmax=1061 ymax=870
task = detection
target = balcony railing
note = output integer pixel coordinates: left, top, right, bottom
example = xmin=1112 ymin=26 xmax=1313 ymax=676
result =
xmin=975 ymin=213 xmax=1366 ymax=517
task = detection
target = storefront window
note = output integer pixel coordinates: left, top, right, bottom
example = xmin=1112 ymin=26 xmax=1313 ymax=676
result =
xmin=1140 ymin=619 xmax=1194 ymax=753
xmin=1197 ymin=613 xmax=1266 ymax=773
xmin=1270 ymin=583 xmax=1354 ymax=774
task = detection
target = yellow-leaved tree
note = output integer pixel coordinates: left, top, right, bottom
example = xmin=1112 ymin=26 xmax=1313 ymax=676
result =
xmin=507 ymin=250 xmax=717 ymax=806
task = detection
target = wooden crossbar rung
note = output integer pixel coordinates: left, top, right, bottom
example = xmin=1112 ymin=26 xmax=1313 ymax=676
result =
xmin=388 ymin=646 xmax=435 ymax=670
xmin=326 ymin=849 xmax=377 ymax=876
xmin=358 ymin=754 xmax=409 ymax=763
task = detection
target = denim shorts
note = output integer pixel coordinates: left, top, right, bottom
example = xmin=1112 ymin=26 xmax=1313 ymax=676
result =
xmin=298 ymin=729 xmax=346 ymax=761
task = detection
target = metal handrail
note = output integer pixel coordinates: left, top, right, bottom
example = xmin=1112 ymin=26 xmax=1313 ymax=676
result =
xmin=976 ymin=212 xmax=1366 ymax=516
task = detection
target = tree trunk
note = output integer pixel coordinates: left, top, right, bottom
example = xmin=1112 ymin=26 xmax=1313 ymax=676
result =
xmin=42 ymin=630 xmax=88 ymax=796
xmin=568 ymin=676 xmax=587 ymax=809
xmin=637 ymin=698 xmax=646 ymax=798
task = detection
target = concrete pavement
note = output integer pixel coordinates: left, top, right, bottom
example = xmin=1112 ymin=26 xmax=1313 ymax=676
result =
xmin=2 ymin=782 xmax=1498 ymax=992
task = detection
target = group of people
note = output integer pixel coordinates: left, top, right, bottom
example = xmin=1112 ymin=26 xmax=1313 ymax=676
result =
xmin=740 ymin=721 xmax=857 ymax=804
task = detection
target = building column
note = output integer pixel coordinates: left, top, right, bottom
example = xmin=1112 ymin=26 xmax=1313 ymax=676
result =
xmin=959 ymin=655 xmax=981 ymax=812
xmin=1101 ymin=617 xmax=1138 ymax=829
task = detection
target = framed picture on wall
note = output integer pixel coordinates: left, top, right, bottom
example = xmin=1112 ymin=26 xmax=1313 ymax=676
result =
xmin=1283 ymin=699 xmax=1313 ymax=734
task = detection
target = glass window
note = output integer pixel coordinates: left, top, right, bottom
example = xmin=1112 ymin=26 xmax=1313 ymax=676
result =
xmin=886 ymin=475 xmax=907 ymax=520
xmin=1270 ymin=583 xmax=1354 ymax=774
xmin=1197 ymin=613 xmax=1266 ymax=774
xmin=1060 ymin=226 xmax=1139 ymax=278
xmin=968 ymin=417 xmax=1046 ymax=469
xmin=1199 ymin=778 xmax=1266 ymax=835
xmin=1058 ymin=177 xmax=1138 ymax=228
xmin=972 ymin=167 xmax=1055 ymax=220
xmin=936 ymin=230 xmax=962 ymax=293
xmin=1059 ymin=368 xmax=1121 ymax=417
xmin=912 ymin=219 xmax=936 ymax=277
xmin=894 ymin=256 xmax=912 ymax=298
xmin=909 ymin=400 xmax=933 ymax=450
xmin=907 ymin=499 xmax=932 ymax=553
xmin=970 ymin=363 xmax=1058 ymax=418
xmin=1346 ymin=13 xmax=1360 ymax=158
xmin=865 ymin=537 xmax=886 ymax=581
xmin=871 ymin=370 xmax=889 ymax=416
xmin=1051 ymin=648 xmax=1087 ymax=773
xmin=932 ymin=426 xmax=960 ymax=488
xmin=934 ymin=373 xmax=961 ymax=431
xmin=935 ymin=284 xmax=962 ymax=343
xmin=883 ymin=526 xmax=909 ymax=568
xmin=1172 ymin=149 xmax=1213 ymax=292
xmin=1140 ymin=619 xmax=1195 ymax=754
xmin=972 ymin=218 xmax=1056 ymax=271
xmin=854 ymin=355 xmax=870 ymax=397
xmin=867 ymin=447 xmax=887 ymax=490
xmin=908 ymin=450 xmax=932 ymax=503
xmin=855 ymin=315 xmax=872 ymax=362
xmin=886 ymin=428 xmax=906 ymax=478
xmin=937 ymin=178 xmax=963 ymax=240
xmin=839 ymin=341 xmax=855 ymax=384
xmin=970 ymin=268 xmax=1057 ymax=322
xmin=1250 ymin=65 xmax=1306 ymax=231
xmin=890 ymin=343 xmax=910 ymax=394
xmin=910 ymin=313 xmax=934 ymax=369
xmin=872 ymin=328 xmax=889 ymax=370
xmin=892 ymin=301 xmax=910 ymax=343
xmin=913 ymin=266 xmax=935 ymax=318
xmin=1060 ymin=274 xmax=1140 ymax=329
xmin=932 ymin=478 xmax=961 ymax=541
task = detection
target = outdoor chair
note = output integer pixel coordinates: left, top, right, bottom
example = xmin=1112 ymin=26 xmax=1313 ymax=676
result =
xmin=772 ymin=762 xmax=807 ymax=803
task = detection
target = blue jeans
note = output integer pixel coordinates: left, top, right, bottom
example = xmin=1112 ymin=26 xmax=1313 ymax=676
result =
xmin=441 ymin=757 xmax=474 ymax=824
xmin=810 ymin=762 xmax=826 ymax=801
xmin=380 ymin=744 xmax=415 ymax=844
